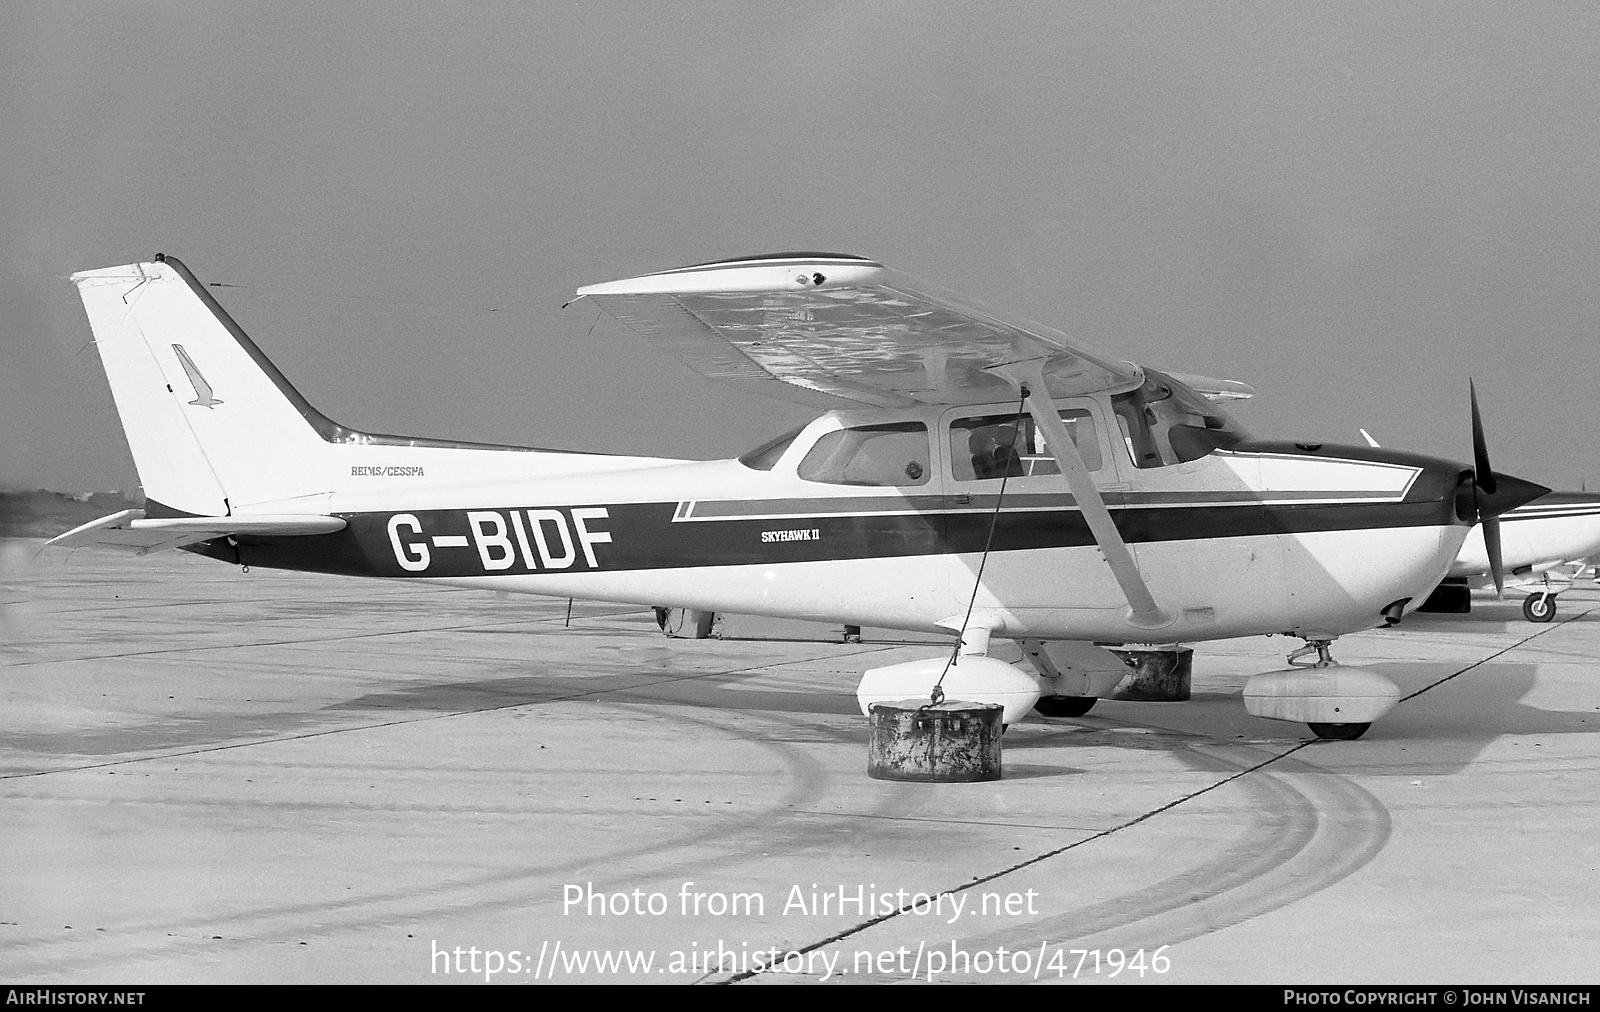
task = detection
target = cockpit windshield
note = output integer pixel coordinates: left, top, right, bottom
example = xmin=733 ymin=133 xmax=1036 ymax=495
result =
xmin=1110 ymin=369 xmax=1250 ymax=468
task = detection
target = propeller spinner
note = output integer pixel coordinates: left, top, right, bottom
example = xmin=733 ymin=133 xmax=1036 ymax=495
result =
xmin=1469 ymin=380 xmax=1550 ymax=594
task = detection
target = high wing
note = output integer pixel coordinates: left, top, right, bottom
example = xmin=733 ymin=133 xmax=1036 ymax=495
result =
xmin=575 ymin=253 xmax=1145 ymax=408
xmin=580 ymin=252 xmax=1188 ymax=630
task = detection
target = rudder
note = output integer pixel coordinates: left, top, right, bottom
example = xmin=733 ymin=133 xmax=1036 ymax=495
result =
xmin=73 ymin=257 xmax=335 ymax=516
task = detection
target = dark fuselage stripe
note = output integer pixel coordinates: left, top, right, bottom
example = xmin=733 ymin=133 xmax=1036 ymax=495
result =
xmin=201 ymin=496 xmax=1461 ymax=580
xmin=680 ymin=489 xmax=1414 ymax=520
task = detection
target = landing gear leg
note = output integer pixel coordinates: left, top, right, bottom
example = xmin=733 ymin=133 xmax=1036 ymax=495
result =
xmin=1019 ymin=640 xmax=1113 ymax=720
xmin=1286 ymin=638 xmax=1337 ymax=669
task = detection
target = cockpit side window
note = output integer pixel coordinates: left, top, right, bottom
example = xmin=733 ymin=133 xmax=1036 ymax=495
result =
xmin=798 ymin=422 xmax=931 ymax=486
xmin=1112 ymin=369 xmax=1250 ymax=468
xmin=950 ymin=409 xmax=1101 ymax=481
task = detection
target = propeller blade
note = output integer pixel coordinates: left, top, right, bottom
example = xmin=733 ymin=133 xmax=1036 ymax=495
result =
xmin=1465 ymin=381 xmax=1549 ymax=597
xmin=1484 ymin=515 xmax=1505 ymax=596
xmin=1469 ymin=379 xmax=1498 ymax=497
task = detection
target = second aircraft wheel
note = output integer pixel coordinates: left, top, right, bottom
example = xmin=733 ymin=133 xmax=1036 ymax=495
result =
xmin=1522 ymin=594 xmax=1556 ymax=623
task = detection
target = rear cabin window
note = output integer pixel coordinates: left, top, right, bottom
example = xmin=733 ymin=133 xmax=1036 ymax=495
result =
xmin=950 ymin=410 xmax=1101 ymax=481
xmin=738 ymin=424 xmax=806 ymax=471
xmin=798 ymin=422 xmax=931 ymax=487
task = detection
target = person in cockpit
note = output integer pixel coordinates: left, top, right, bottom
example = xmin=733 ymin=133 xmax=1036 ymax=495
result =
xmin=970 ymin=426 xmax=1025 ymax=480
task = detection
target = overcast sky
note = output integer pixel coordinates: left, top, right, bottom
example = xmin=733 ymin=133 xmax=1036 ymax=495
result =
xmin=5 ymin=2 xmax=1599 ymax=494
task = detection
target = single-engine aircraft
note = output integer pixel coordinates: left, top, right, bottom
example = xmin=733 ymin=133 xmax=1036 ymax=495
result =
xmin=53 ymin=253 xmax=1549 ymax=740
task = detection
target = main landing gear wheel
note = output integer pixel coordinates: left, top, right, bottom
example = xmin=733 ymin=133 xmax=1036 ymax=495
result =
xmin=1308 ymin=722 xmax=1371 ymax=741
xmin=1034 ymin=695 xmax=1097 ymax=718
xmin=1523 ymin=594 xmax=1556 ymax=623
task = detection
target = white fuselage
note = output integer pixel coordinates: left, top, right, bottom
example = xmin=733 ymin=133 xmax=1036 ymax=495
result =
xmin=279 ymin=398 xmax=1471 ymax=645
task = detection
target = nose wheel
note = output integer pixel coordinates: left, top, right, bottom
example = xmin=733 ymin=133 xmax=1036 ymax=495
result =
xmin=1250 ymin=638 xmax=1390 ymax=741
xmin=1307 ymin=721 xmax=1371 ymax=741
xmin=1292 ymin=641 xmax=1372 ymax=740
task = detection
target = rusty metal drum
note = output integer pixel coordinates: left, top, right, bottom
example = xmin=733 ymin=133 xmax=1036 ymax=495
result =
xmin=866 ymin=699 xmax=1003 ymax=782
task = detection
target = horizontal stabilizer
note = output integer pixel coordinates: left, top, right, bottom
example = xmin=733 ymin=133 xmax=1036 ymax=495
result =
xmin=48 ymin=510 xmax=346 ymax=554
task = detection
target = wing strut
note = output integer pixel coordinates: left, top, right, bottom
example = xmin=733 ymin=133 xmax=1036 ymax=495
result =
xmin=988 ymin=358 xmax=1176 ymax=631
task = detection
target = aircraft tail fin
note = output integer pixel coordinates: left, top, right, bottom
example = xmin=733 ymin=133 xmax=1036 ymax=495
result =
xmin=71 ymin=256 xmax=337 ymax=516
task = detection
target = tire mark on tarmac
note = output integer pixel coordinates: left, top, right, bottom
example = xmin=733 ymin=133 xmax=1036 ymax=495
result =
xmin=715 ymin=738 xmax=1319 ymax=983
xmin=925 ymin=759 xmax=1391 ymax=977
xmin=14 ymin=616 xmax=1585 ymax=977
xmin=721 ymin=615 xmax=1592 ymax=983
xmin=1 ymin=611 xmax=643 ymax=669
xmin=0 ymin=657 xmax=902 ymax=977
xmin=0 ymin=642 xmax=898 ymax=779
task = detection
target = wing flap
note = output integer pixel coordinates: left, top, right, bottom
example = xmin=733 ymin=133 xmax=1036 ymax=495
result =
xmin=48 ymin=510 xmax=346 ymax=552
xmin=578 ymin=255 xmax=1143 ymax=407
